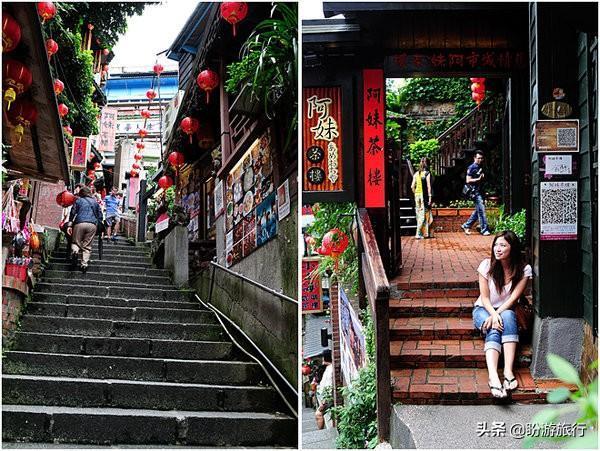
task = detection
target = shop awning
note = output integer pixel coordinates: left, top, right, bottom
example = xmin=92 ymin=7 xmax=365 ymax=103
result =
xmin=2 ymin=4 xmax=69 ymax=183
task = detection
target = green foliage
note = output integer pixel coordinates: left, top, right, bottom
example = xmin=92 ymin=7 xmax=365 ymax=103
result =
xmin=331 ymin=308 xmax=378 ymax=449
xmin=492 ymin=206 xmax=527 ymax=240
xmin=408 ymin=138 xmax=439 ymax=167
xmin=524 ymin=354 xmax=598 ymax=449
xmin=305 ymin=202 xmax=359 ymax=295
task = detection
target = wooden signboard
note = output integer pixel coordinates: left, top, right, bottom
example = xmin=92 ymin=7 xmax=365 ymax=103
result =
xmin=534 ymin=120 xmax=579 ymax=153
xmin=363 ymin=69 xmax=385 ymax=208
xmin=70 ymin=136 xmax=90 ymax=170
xmin=302 ymin=87 xmax=344 ymax=192
xmin=302 ymin=257 xmax=323 ymax=314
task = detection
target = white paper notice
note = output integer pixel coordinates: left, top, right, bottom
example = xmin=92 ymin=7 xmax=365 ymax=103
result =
xmin=545 ymin=155 xmax=572 ymax=175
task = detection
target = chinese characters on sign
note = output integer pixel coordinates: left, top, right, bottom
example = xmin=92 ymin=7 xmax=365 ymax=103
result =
xmin=363 ymin=69 xmax=385 ymax=208
xmin=97 ymin=107 xmax=117 ymax=155
xmin=302 ymin=87 xmax=344 ymax=192
xmin=385 ymin=50 xmax=527 ymax=73
xmin=540 ymin=181 xmax=578 ymax=240
xmin=302 ymin=258 xmax=323 ymax=313
xmin=70 ymin=136 xmax=89 ymax=170
xmin=535 ymin=120 xmax=579 ymax=153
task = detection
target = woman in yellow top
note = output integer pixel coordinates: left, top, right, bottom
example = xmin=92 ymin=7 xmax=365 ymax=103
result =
xmin=411 ymin=157 xmax=433 ymax=239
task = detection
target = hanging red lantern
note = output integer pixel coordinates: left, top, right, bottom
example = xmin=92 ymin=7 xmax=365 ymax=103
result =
xmin=138 ymin=128 xmax=148 ymax=139
xmin=7 ymin=98 xmax=37 ymax=142
xmin=471 ymin=82 xmax=485 ymax=94
xmin=87 ymin=169 xmax=95 ymax=176
xmin=469 ymin=77 xmax=486 ymax=83
xmin=146 ymin=89 xmax=157 ymax=101
xmin=53 ymin=78 xmax=64 ymax=96
xmin=132 ymin=163 xmax=141 ymax=170
xmin=58 ymin=103 xmax=69 ymax=118
xmin=158 ymin=175 xmax=174 ymax=190
xmin=302 ymin=364 xmax=312 ymax=376
xmin=2 ymin=13 xmax=22 ymax=53
xmin=3 ymin=60 xmax=33 ymax=109
xmin=153 ymin=64 xmax=164 ymax=76
xmin=196 ymin=69 xmax=219 ymax=103
xmin=136 ymin=142 xmax=145 ymax=150
xmin=469 ymin=77 xmax=486 ymax=106
xmin=317 ymin=245 xmax=331 ymax=256
xmin=63 ymin=125 xmax=72 ymax=135
xmin=37 ymin=2 xmax=57 ymax=23
xmin=220 ymin=2 xmax=248 ymax=37
xmin=94 ymin=162 xmax=102 ymax=170
xmin=46 ymin=38 xmax=58 ymax=58
xmin=102 ymin=48 xmax=109 ymax=56
xmin=168 ymin=151 xmax=185 ymax=167
xmin=56 ymin=190 xmax=76 ymax=207
xmin=129 ymin=169 xmax=139 ymax=178
xmin=140 ymin=109 xmax=151 ymax=119
xmin=134 ymin=153 xmax=143 ymax=161
xmin=322 ymin=228 xmax=350 ymax=257
xmin=180 ymin=117 xmax=199 ymax=143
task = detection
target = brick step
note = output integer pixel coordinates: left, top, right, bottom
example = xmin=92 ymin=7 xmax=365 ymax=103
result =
xmin=42 ymin=270 xmax=171 ymax=286
xmin=34 ymin=283 xmax=194 ymax=302
xmin=26 ymin=303 xmax=215 ymax=324
xmin=396 ymin=288 xmax=480 ymax=299
xmin=390 ymin=316 xmax=476 ymax=340
xmin=390 ymin=339 xmax=532 ymax=369
xmin=2 ymin=404 xmax=295 ymax=446
xmin=391 ymin=367 xmax=546 ymax=404
xmin=32 ymin=293 xmax=197 ymax=310
xmin=3 ymin=351 xmax=261 ymax=385
xmin=396 ymin=280 xmax=479 ymax=290
xmin=390 ymin=297 xmax=474 ymax=317
xmin=3 ymin=374 xmax=282 ymax=413
xmin=11 ymin=332 xmax=233 ymax=360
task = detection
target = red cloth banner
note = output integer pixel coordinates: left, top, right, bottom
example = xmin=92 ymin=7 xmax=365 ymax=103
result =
xmin=363 ymin=69 xmax=385 ymax=208
xmin=302 ymin=258 xmax=323 ymax=314
xmin=70 ymin=136 xmax=89 ymax=170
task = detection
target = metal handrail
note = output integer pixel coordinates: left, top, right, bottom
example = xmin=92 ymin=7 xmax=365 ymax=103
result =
xmin=209 ymin=260 xmax=298 ymax=305
xmin=435 ymin=97 xmax=492 ymax=142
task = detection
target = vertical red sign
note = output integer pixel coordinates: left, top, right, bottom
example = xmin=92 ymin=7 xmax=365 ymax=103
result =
xmin=363 ymin=69 xmax=385 ymax=208
xmin=70 ymin=136 xmax=89 ymax=170
xmin=302 ymin=258 xmax=323 ymax=314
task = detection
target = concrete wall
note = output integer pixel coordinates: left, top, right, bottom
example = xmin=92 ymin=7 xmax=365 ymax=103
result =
xmin=164 ymin=226 xmax=189 ymax=288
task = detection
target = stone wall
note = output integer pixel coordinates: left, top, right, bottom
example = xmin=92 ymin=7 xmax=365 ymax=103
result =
xmin=120 ymin=214 xmax=137 ymax=239
xmin=2 ymin=288 xmax=25 ymax=346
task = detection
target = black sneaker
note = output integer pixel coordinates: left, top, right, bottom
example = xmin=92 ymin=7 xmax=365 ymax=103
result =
xmin=80 ymin=265 xmax=88 ymax=274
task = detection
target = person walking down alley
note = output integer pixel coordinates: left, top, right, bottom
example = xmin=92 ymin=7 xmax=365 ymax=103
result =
xmin=67 ymin=186 xmax=102 ymax=273
xmin=104 ymin=188 xmax=121 ymax=242
xmin=461 ymin=150 xmax=491 ymax=236
xmin=411 ymin=157 xmax=434 ymax=239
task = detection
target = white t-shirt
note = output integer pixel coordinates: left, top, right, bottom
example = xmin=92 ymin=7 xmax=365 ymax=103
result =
xmin=474 ymin=258 xmax=532 ymax=308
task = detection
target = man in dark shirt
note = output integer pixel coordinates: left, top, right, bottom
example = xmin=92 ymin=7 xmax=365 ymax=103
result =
xmin=461 ymin=150 xmax=491 ymax=236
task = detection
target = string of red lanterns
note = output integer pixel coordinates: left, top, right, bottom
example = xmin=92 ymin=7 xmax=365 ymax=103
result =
xmin=470 ymin=77 xmax=486 ymax=107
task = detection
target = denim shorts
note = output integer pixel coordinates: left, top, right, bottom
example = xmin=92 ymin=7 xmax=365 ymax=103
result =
xmin=472 ymin=306 xmax=519 ymax=352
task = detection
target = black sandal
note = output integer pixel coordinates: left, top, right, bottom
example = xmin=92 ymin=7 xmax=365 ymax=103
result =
xmin=489 ymin=381 xmax=507 ymax=398
xmin=504 ymin=377 xmax=518 ymax=391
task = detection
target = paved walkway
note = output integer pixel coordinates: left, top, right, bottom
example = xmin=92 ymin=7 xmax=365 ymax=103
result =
xmin=302 ymin=406 xmax=338 ymax=449
xmin=392 ymin=232 xmax=494 ymax=289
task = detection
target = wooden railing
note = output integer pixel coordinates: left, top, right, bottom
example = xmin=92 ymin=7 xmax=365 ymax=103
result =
xmin=432 ymin=98 xmax=498 ymax=175
xmin=357 ymin=208 xmax=391 ymax=443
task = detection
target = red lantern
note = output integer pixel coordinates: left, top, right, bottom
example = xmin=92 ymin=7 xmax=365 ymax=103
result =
xmin=58 ymin=103 xmax=69 ymax=118
xmin=220 ymin=2 xmax=248 ymax=37
xmin=134 ymin=153 xmax=143 ymax=161
xmin=7 ymin=98 xmax=37 ymax=142
xmin=130 ymin=169 xmax=139 ymax=178
xmin=2 ymin=13 xmax=22 ymax=53
xmin=471 ymin=83 xmax=485 ymax=94
xmin=302 ymin=365 xmax=311 ymax=376
xmin=94 ymin=162 xmax=102 ymax=170
xmin=180 ymin=117 xmax=199 ymax=143
xmin=63 ymin=125 xmax=72 ymax=135
xmin=140 ymin=109 xmax=151 ymax=119
xmin=53 ymin=78 xmax=64 ymax=96
xmin=322 ymin=228 xmax=349 ymax=259
xmin=196 ymin=69 xmax=219 ymax=103
xmin=168 ymin=151 xmax=185 ymax=167
xmin=153 ymin=64 xmax=164 ymax=76
xmin=102 ymin=48 xmax=109 ymax=56
xmin=56 ymin=190 xmax=76 ymax=207
xmin=158 ymin=175 xmax=173 ymax=190
xmin=37 ymin=2 xmax=57 ymax=23
xmin=132 ymin=163 xmax=141 ymax=170
xmin=138 ymin=128 xmax=148 ymax=139
xmin=136 ymin=142 xmax=145 ymax=150
xmin=317 ymin=245 xmax=331 ymax=256
xmin=146 ymin=89 xmax=157 ymax=101
xmin=469 ymin=77 xmax=486 ymax=83
xmin=46 ymin=38 xmax=58 ymax=58
xmin=3 ymin=60 xmax=33 ymax=109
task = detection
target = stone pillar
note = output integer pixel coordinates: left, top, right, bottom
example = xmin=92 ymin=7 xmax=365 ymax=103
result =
xmin=164 ymin=225 xmax=189 ymax=288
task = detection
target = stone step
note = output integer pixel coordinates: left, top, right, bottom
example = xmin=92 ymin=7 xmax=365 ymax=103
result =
xmin=48 ymin=261 xmax=155 ymax=271
xmin=19 ymin=316 xmax=223 ymax=341
xmin=390 ymin=339 xmax=532 ymax=369
xmin=391 ymin=367 xmax=547 ymax=405
xmin=32 ymin=292 xmax=198 ymax=310
xmin=40 ymin=278 xmax=175 ymax=290
xmin=55 ymin=248 xmax=150 ymax=258
xmin=395 ymin=287 xmax=480 ymax=297
xmin=26 ymin=303 xmax=215 ymax=324
xmin=42 ymin=271 xmax=171 ymax=286
xmin=390 ymin=297 xmax=474 ymax=317
xmin=3 ymin=375 xmax=281 ymax=413
xmin=34 ymin=283 xmax=194 ymax=302
xmin=390 ymin=316 xmax=476 ymax=340
xmin=3 ymin=351 xmax=262 ymax=385
xmin=11 ymin=332 xmax=233 ymax=360
xmin=49 ymin=254 xmax=152 ymax=265
xmin=2 ymin=404 xmax=295 ymax=446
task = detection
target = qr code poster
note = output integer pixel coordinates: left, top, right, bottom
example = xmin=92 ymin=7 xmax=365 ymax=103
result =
xmin=540 ymin=181 xmax=578 ymax=240
xmin=535 ymin=120 xmax=579 ymax=153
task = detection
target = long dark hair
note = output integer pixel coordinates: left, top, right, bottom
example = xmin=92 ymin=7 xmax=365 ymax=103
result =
xmin=488 ymin=230 xmax=524 ymax=293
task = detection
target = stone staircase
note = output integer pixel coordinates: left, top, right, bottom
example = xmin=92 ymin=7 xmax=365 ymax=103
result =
xmin=389 ymin=280 xmax=545 ymax=405
xmin=2 ymin=237 xmax=295 ymax=447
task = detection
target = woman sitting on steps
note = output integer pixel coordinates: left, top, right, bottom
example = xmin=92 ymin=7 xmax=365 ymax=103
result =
xmin=472 ymin=230 xmax=532 ymax=399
